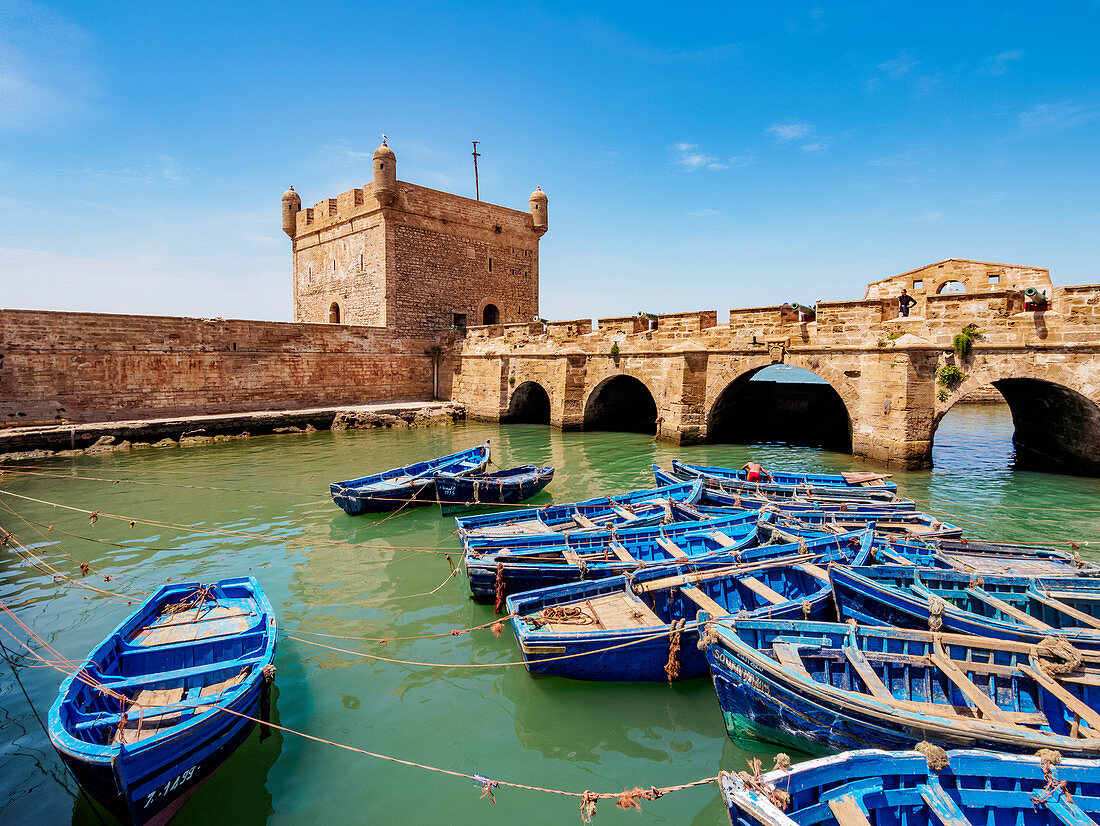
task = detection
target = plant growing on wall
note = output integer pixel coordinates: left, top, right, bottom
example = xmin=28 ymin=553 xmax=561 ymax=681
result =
xmin=609 ymin=342 xmax=620 ymax=366
xmin=936 ymin=364 xmax=965 ymax=390
xmin=953 ymin=324 xmax=983 ymax=359
xmin=937 ymin=388 xmax=950 ymax=403
xmin=508 ymin=375 xmax=515 ymax=385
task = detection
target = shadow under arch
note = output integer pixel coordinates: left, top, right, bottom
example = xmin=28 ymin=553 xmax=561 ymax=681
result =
xmin=707 ymin=365 xmax=852 ymax=451
xmin=503 ymin=381 xmax=551 ymax=424
xmin=932 ymin=378 xmax=1100 ymax=475
xmin=583 ymin=375 xmax=658 ymax=434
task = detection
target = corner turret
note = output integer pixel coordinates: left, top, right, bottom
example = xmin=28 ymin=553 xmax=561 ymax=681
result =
xmin=281 ymin=186 xmax=301 ymax=237
xmin=529 ymin=186 xmax=548 ymax=236
xmin=373 ymin=137 xmax=397 ymax=206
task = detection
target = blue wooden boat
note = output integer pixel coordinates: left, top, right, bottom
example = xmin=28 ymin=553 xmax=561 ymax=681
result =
xmin=455 ymin=480 xmax=703 ymax=542
xmin=330 ymin=441 xmax=490 ymax=514
xmin=656 ymin=464 xmax=899 ymax=502
xmin=672 ymin=459 xmax=898 ymax=494
xmin=833 ymin=564 xmax=1100 ymax=649
xmin=697 ymin=478 xmax=919 ymax=513
xmin=757 ymin=506 xmax=962 ymax=541
xmin=875 ymin=536 xmax=1100 ymax=577
xmin=705 ymin=619 xmax=1100 ymax=756
xmin=506 ymin=530 xmax=872 ymax=681
xmin=464 ymin=512 xmax=760 ymax=602
xmin=48 ymin=577 xmax=277 ymax=825
xmin=721 ymin=748 xmax=1100 ymax=826
xmin=434 ymin=464 xmax=555 ymax=515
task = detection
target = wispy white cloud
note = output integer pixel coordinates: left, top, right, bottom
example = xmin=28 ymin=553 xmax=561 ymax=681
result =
xmin=985 ymin=50 xmax=1024 ymax=76
xmin=81 ymin=156 xmax=190 ymax=185
xmin=799 ymin=142 xmax=827 ymax=153
xmin=766 ymin=122 xmax=814 ymax=142
xmin=687 ymin=208 xmax=721 ymax=217
xmin=1017 ymin=101 xmax=1099 ymax=134
xmin=672 ymin=143 xmax=754 ymax=171
xmin=878 ymin=50 xmax=919 ymax=77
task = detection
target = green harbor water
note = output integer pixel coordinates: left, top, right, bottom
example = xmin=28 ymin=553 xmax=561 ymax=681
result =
xmin=1 ymin=404 xmax=1099 ymax=824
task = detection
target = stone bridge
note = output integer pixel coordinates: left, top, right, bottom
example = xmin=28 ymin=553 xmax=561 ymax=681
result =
xmin=450 ymin=260 xmax=1100 ymax=473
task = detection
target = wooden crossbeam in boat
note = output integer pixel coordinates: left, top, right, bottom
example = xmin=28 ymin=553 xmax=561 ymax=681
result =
xmin=607 ymin=542 xmax=636 ymax=563
xmin=795 ymin=562 xmax=830 ymax=582
xmin=612 ymin=507 xmax=635 ymax=520
xmin=772 ymin=642 xmax=812 ymax=677
xmin=928 ymin=636 xmax=1012 ymax=723
xmin=561 ymin=549 xmax=585 ymax=571
xmin=827 ymin=794 xmax=873 ymax=826
xmin=573 ymin=513 xmax=598 ymax=529
xmin=678 ymin=586 xmax=730 ymax=618
xmin=917 ymin=779 xmax=975 ymax=826
xmin=841 ymin=644 xmax=896 ymax=703
xmin=634 ymin=553 xmax=815 ymax=594
xmin=709 ymin=531 xmax=739 ymax=548
xmin=1026 ymin=655 xmax=1100 ymax=732
xmin=963 ymin=587 xmax=1053 ymax=631
xmin=656 ymin=537 xmax=689 ymax=559
xmin=738 ymin=575 xmax=786 ymax=606
xmin=1046 ymin=590 xmax=1100 ymax=602
xmin=1030 ymin=592 xmax=1100 ymax=630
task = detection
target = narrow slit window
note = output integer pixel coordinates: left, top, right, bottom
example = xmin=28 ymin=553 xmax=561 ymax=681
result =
xmin=488 ymin=258 xmax=493 ymax=272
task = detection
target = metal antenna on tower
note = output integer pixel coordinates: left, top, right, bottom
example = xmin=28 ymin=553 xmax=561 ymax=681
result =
xmin=471 ymin=140 xmax=481 ymax=201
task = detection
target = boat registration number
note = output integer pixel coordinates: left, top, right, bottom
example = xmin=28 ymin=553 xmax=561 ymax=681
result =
xmin=713 ymin=649 xmax=768 ymax=694
xmin=144 ymin=764 xmax=199 ymax=808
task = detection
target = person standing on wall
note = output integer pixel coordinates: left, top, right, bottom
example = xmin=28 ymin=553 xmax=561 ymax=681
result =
xmin=898 ymin=289 xmax=917 ymax=318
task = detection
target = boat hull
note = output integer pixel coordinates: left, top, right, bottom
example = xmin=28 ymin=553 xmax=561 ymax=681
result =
xmin=435 ymin=466 xmax=554 ymax=515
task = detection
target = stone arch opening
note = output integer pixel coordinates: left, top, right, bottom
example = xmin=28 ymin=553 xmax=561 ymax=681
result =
xmin=934 ymin=378 xmax=1100 ymax=475
xmin=937 ymin=281 xmax=967 ymax=294
xmin=483 ymin=304 xmax=499 ymax=325
xmin=707 ymin=364 xmax=852 ymax=451
xmin=504 ymin=381 xmax=551 ymax=424
xmin=583 ymin=375 xmax=658 ymax=434
xmin=328 ymin=302 xmax=341 ymax=324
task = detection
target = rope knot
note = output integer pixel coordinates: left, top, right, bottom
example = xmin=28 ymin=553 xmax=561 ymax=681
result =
xmin=1035 ymin=636 xmax=1083 ymax=677
xmin=473 ymin=773 xmax=497 ymax=804
xmin=697 ymin=622 xmax=719 ymax=651
xmin=580 ymin=790 xmax=599 ymax=823
xmin=915 ymin=741 xmax=949 ymax=771
xmin=927 ymin=593 xmax=947 ymax=631
xmin=261 ymin=664 xmax=276 ymax=682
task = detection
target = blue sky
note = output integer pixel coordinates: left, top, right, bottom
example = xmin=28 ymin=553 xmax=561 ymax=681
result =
xmin=2 ymin=1 xmax=1098 ymax=321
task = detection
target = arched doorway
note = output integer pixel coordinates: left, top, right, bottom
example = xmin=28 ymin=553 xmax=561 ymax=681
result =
xmin=708 ymin=365 xmax=851 ymax=451
xmin=583 ymin=375 xmax=658 ymax=434
xmin=483 ymin=304 xmax=499 ymax=325
xmin=504 ymin=381 xmax=551 ymax=424
xmin=328 ymin=302 xmax=341 ymax=324
xmin=937 ymin=281 xmax=966 ymax=294
xmin=931 ymin=378 xmax=1100 ymax=475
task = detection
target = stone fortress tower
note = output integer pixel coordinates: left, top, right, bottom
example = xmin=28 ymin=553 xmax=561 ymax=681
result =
xmin=283 ymin=139 xmax=547 ymax=336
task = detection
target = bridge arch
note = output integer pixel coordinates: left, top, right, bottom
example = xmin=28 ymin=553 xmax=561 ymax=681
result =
xmin=933 ymin=365 xmax=1100 ymax=474
xmin=504 ymin=381 xmax=551 ymax=424
xmin=707 ymin=364 xmax=853 ymax=451
xmin=583 ymin=374 xmax=658 ymax=434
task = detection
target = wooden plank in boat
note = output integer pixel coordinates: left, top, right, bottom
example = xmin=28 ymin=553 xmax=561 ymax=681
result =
xmin=575 ymin=593 xmax=662 ymax=631
xmin=828 ymin=794 xmax=873 ymax=826
xmin=656 ymin=537 xmax=689 ymax=559
xmin=917 ymin=780 xmax=974 ymax=826
xmin=573 ymin=513 xmax=598 ymax=529
xmin=1030 ymin=592 xmax=1100 ymax=630
xmin=561 ymin=549 xmax=585 ymax=570
xmin=1026 ymin=658 xmax=1100 ymax=731
xmin=795 ymin=562 xmax=830 ymax=582
xmin=194 ymin=668 xmax=250 ymax=714
xmin=710 ymin=531 xmax=739 ymax=548
xmin=612 ymin=507 xmax=635 ymax=520
xmin=928 ymin=636 xmax=1012 ymax=723
xmin=679 ymin=586 xmax=730 ymax=618
xmin=607 ymin=542 xmax=636 ymax=563
xmin=964 ymin=587 xmax=1053 ymax=631
xmin=112 ymin=687 xmax=184 ymax=745
xmin=841 ymin=645 xmax=896 ymax=702
xmin=133 ymin=606 xmax=252 ymax=647
xmin=940 ymin=553 xmax=1075 ymax=577
xmin=739 ymin=576 xmax=786 ymax=606
xmin=772 ymin=642 xmax=812 ymax=677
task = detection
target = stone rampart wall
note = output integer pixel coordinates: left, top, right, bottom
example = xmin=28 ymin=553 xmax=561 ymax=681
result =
xmin=0 ymin=309 xmax=437 ymax=426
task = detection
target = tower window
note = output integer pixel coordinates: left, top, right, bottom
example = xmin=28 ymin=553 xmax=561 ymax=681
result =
xmin=483 ymin=304 xmax=499 ymax=325
xmin=453 ymin=313 xmax=467 ymax=330
xmin=332 ymin=260 xmax=336 ymax=271
xmin=359 ymin=254 xmax=364 ymax=271
xmin=912 ymin=279 xmax=924 ymax=290
xmin=329 ymin=303 xmax=341 ymax=324
xmin=488 ymin=258 xmax=493 ymax=272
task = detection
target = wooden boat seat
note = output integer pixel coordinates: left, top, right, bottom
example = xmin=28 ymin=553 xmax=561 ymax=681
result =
xmin=561 ymin=549 xmax=585 ymax=570
xmin=573 ymin=513 xmax=598 ymax=529
xmin=710 ymin=531 xmax=739 ymax=548
xmin=828 ymin=794 xmax=873 ymax=826
xmin=130 ymin=605 xmax=254 ymax=647
xmin=795 ymin=562 xmax=830 ymax=582
xmin=656 ymin=537 xmax=689 ymax=559
xmin=772 ymin=642 xmax=812 ymax=677
xmin=1030 ymin=592 xmax=1100 ymax=630
xmin=738 ymin=577 xmax=786 ymax=606
xmin=928 ymin=636 xmax=1013 ymax=722
xmin=918 ymin=780 xmax=975 ymax=826
xmin=193 ymin=667 xmax=250 ymax=714
xmin=964 ymin=587 xmax=1053 ymax=631
xmin=678 ymin=586 xmax=730 ymax=618
xmin=939 ymin=553 xmax=1076 ymax=578
xmin=543 ymin=593 xmax=663 ymax=632
xmin=607 ymin=542 xmax=635 ymax=563
xmin=111 ymin=687 xmax=185 ymax=745
xmin=612 ymin=507 xmax=635 ymax=520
